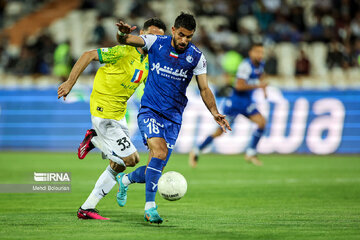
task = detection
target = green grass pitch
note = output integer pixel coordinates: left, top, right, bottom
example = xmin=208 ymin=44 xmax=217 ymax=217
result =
xmin=0 ymin=152 xmax=359 ymax=240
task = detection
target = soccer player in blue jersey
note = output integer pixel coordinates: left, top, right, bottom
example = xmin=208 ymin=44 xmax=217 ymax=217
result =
xmin=189 ymin=43 xmax=267 ymax=167
xmin=114 ymin=12 xmax=231 ymax=223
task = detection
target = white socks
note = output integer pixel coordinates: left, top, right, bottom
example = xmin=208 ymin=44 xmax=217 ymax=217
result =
xmin=145 ymin=201 xmax=156 ymax=210
xmin=81 ymin=165 xmax=117 ymax=209
xmin=121 ymin=174 xmax=132 ymax=187
xmin=246 ymin=148 xmax=256 ymax=157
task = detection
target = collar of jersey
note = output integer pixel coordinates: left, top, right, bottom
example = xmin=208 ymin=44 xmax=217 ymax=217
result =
xmin=136 ymin=47 xmax=145 ymax=63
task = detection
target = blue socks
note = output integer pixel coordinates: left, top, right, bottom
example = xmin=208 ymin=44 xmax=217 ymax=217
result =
xmin=145 ymin=157 xmax=165 ymax=202
xmin=199 ymin=136 xmax=214 ymax=150
xmin=248 ymin=128 xmax=264 ymax=150
xmin=128 ymin=165 xmax=146 ymax=183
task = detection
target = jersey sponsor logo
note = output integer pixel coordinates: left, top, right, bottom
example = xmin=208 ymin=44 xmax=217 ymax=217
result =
xmin=150 ymin=62 xmax=188 ymax=80
xmin=101 ymin=48 xmax=108 ymax=52
xmin=186 ymin=55 xmax=193 ymax=63
xmin=159 ymin=44 xmax=163 ymax=50
xmin=131 ymin=69 xmax=144 ymax=83
xmin=169 ymin=51 xmax=178 ymax=58
xmin=130 ymin=60 xmax=134 ymax=65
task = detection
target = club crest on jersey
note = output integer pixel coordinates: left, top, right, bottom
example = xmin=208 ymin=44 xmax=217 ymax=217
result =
xmin=131 ymin=69 xmax=144 ymax=83
xmin=169 ymin=51 xmax=178 ymax=58
xmin=186 ymin=55 xmax=193 ymax=63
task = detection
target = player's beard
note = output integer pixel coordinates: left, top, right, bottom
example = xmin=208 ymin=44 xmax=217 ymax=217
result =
xmin=173 ymin=38 xmax=188 ymax=53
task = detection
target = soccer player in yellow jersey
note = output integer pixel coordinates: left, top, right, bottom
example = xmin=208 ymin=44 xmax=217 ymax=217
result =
xmin=57 ymin=18 xmax=166 ymax=220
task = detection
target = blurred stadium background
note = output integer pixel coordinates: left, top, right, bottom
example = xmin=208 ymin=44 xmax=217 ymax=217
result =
xmin=0 ymin=0 xmax=359 ymax=154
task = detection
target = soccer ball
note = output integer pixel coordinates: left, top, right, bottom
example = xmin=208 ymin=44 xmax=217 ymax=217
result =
xmin=158 ymin=171 xmax=187 ymax=201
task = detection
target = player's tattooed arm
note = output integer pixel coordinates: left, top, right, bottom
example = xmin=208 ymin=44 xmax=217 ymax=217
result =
xmin=116 ymin=21 xmax=145 ymax=47
xmin=57 ymin=50 xmax=98 ymax=100
xmin=196 ymin=74 xmax=232 ymax=133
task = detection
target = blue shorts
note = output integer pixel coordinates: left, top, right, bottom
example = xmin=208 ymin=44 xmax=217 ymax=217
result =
xmin=223 ymin=98 xmax=259 ymax=126
xmin=137 ymin=107 xmax=181 ymax=150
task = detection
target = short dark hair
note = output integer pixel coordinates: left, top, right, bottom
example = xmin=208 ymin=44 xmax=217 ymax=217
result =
xmin=143 ymin=18 xmax=167 ymax=32
xmin=174 ymin=12 xmax=196 ymax=31
xmin=250 ymin=42 xmax=264 ymax=49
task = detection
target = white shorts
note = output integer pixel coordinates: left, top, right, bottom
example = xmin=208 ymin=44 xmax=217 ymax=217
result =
xmin=90 ymin=116 xmax=137 ymax=166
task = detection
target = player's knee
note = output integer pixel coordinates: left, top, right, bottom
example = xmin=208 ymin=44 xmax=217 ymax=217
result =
xmin=110 ymin=161 xmax=126 ymax=173
xmin=152 ymin=146 xmax=168 ymax=160
xmin=124 ymin=152 xmax=139 ymax=167
xmin=258 ymin=118 xmax=266 ymax=130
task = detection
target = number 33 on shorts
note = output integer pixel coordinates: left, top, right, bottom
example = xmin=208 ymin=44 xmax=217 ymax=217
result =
xmin=116 ymin=137 xmax=131 ymax=151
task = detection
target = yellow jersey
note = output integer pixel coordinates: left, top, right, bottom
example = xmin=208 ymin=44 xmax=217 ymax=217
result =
xmin=90 ymin=45 xmax=149 ymax=120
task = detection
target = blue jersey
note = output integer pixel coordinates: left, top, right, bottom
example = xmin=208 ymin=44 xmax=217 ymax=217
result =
xmin=140 ymin=35 xmax=207 ymax=124
xmin=223 ymin=58 xmax=264 ymax=118
xmin=231 ymin=58 xmax=265 ymax=100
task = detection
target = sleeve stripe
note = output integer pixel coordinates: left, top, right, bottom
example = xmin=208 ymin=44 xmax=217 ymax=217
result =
xmin=97 ymin=48 xmax=103 ymax=64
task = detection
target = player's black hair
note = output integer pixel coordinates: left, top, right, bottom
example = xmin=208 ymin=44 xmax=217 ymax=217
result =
xmin=250 ymin=42 xmax=264 ymax=49
xmin=174 ymin=12 xmax=196 ymax=31
xmin=143 ymin=18 xmax=167 ymax=32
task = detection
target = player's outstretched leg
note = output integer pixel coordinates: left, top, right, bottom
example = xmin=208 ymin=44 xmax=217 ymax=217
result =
xmin=245 ymin=113 xmax=266 ymax=166
xmin=189 ymin=128 xmax=223 ymax=168
xmin=78 ymin=129 xmax=96 ymax=159
xmin=78 ymin=165 xmax=118 ymax=220
xmin=116 ymin=165 xmax=146 ymax=206
xmin=144 ymin=157 xmax=165 ymax=223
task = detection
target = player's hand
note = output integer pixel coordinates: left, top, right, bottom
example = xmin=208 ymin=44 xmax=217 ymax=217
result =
xmin=115 ymin=21 xmax=137 ymax=34
xmin=213 ymin=113 xmax=232 ymax=133
xmin=57 ymin=81 xmax=72 ymax=101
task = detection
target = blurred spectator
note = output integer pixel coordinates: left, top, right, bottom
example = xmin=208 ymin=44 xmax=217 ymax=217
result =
xmin=295 ymin=50 xmax=311 ymax=76
xmin=33 ymin=33 xmax=57 ymax=74
xmin=327 ymin=39 xmax=345 ymax=69
xmin=53 ymin=42 xmax=72 ymax=82
xmin=350 ymin=12 xmax=360 ymax=39
xmin=353 ymin=39 xmax=360 ymax=67
xmin=268 ymin=13 xmax=301 ymax=43
xmin=95 ymin=0 xmax=114 ymax=18
xmin=309 ymin=16 xmax=326 ymax=42
xmin=290 ymin=5 xmax=306 ymax=33
xmin=14 ymin=45 xmax=37 ymax=75
xmin=261 ymin=0 xmax=281 ymax=13
xmin=264 ymin=50 xmax=277 ymax=75
xmin=92 ymin=16 xmax=106 ymax=45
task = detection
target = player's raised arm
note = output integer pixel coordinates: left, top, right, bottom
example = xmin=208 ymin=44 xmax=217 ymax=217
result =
xmin=116 ymin=21 xmax=145 ymax=47
xmin=57 ymin=49 xmax=98 ymax=100
xmin=196 ymin=74 xmax=232 ymax=133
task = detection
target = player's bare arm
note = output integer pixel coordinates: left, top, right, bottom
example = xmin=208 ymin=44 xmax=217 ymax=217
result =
xmin=196 ymin=74 xmax=232 ymax=132
xmin=259 ymin=74 xmax=268 ymax=98
xmin=57 ymin=50 xmax=98 ymax=100
xmin=116 ymin=21 xmax=145 ymax=47
xmin=235 ymin=78 xmax=268 ymax=92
